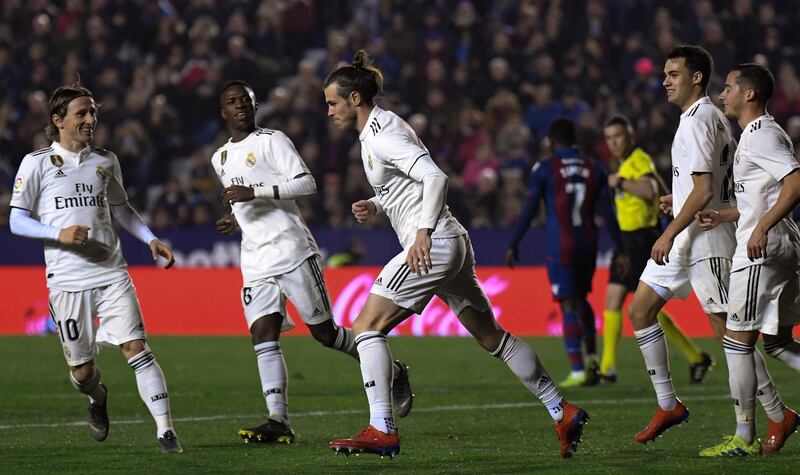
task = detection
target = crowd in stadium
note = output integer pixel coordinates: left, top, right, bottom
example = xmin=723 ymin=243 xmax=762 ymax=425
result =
xmin=2 ymin=0 xmax=800 ymax=230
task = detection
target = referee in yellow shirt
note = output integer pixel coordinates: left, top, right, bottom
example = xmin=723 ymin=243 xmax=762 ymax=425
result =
xmin=599 ymin=115 xmax=713 ymax=383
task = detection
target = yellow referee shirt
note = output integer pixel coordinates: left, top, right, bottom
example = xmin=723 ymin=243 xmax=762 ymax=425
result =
xmin=615 ymin=147 xmax=659 ymax=231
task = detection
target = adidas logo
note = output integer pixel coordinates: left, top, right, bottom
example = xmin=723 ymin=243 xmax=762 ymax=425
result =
xmin=312 ymin=308 xmax=321 ymax=316
xmin=375 ymin=277 xmax=383 ymax=286
xmin=732 ymin=398 xmax=740 ymax=406
xmin=707 ymin=297 xmax=715 ymax=304
xmin=55 ymin=169 xmax=67 ymax=178
xmin=220 ymin=169 xmax=225 ymax=176
xmin=537 ymin=375 xmax=550 ymax=389
xmin=364 ymin=380 xmax=376 ymax=388
xmin=729 ymin=313 xmax=740 ymax=322
xmin=647 ymin=369 xmax=657 ymax=375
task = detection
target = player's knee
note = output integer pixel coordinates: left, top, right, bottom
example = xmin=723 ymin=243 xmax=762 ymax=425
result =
xmin=120 ymin=339 xmax=147 ymax=359
xmin=309 ymin=323 xmax=337 ymax=347
xmin=69 ymin=361 xmax=96 ymax=383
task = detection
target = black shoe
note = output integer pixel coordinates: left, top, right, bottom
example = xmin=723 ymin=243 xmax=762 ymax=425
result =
xmin=238 ymin=419 xmax=295 ymax=444
xmin=392 ymin=360 xmax=414 ymax=418
xmin=599 ymin=373 xmax=617 ymax=384
xmin=582 ymin=359 xmax=600 ymax=386
xmin=689 ymin=352 xmax=714 ymax=384
xmin=159 ymin=430 xmax=183 ymax=453
xmin=88 ymin=384 xmax=109 ymax=442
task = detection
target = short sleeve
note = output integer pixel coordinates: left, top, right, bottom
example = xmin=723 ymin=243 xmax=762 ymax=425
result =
xmin=370 ymin=129 xmax=430 ymax=176
xmin=684 ymin=117 xmax=715 ymax=174
xmin=752 ymin=129 xmax=800 ymax=182
xmin=267 ymin=131 xmax=311 ymax=180
xmin=9 ymin=155 xmax=42 ymax=211
xmin=107 ymin=152 xmax=128 ymax=205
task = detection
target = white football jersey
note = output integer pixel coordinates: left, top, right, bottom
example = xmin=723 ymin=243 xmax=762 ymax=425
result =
xmin=732 ymin=115 xmax=800 ymax=272
xmin=358 ymin=107 xmax=466 ymax=249
xmin=211 ymin=128 xmax=318 ymax=284
xmin=10 ymin=142 xmax=129 ymax=291
xmin=670 ymin=96 xmax=737 ymax=265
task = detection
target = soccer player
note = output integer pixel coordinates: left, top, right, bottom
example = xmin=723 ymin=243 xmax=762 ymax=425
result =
xmin=600 ymin=115 xmax=713 ymax=384
xmin=506 ymin=118 xmax=623 ymax=388
xmin=323 ymin=51 xmax=588 ymax=459
xmin=697 ymin=64 xmax=800 ymax=456
xmin=211 ymin=80 xmax=414 ymax=444
xmin=9 ymin=84 xmax=182 ymax=453
xmin=629 ymin=46 xmax=786 ymax=445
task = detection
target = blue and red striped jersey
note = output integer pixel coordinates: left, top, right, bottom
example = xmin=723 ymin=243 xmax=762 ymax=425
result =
xmin=509 ymin=147 xmax=621 ymax=265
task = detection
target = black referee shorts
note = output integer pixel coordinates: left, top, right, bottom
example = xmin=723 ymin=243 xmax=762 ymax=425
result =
xmin=609 ymin=227 xmax=661 ymax=292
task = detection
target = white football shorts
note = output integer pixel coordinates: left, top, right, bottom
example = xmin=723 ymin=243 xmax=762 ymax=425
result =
xmin=726 ymin=264 xmax=800 ymax=335
xmin=48 ymin=277 xmax=146 ymax=366
xmin=640 ymin=256 xmax=731 ymax=314
xmin=370 ymin=234 xmax=492 ymax=315
xmin=242 ymin=255 xmax=333 ymax=331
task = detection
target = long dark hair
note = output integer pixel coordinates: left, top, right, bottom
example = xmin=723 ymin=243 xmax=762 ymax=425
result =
xmin=323 ymin=50 xmax=384 ymax=103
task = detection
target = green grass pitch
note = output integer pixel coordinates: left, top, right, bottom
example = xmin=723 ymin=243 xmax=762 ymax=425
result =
xmin=1 ymin=335 xmax=799 ymax=473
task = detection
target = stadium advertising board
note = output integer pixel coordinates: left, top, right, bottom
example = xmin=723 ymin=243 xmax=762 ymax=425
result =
xmin=2 ymin=266 xmax=711 ymax=337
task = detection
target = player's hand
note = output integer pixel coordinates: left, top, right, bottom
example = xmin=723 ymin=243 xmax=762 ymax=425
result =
xmin=695 ymin=209 xmax=721 ymax=231
xmin=651 ymin=234 xmax=673 ymax=265
xmin=406 ymin=229 xmax=433 ymax=276
xmin=608 ymin=173 xmax=620 ymax=189
xmin=215 ymin=214 xmax=238 ymax=235
xmin=659 ymin=194 xmax=673 ymax=215
xmin=505 ymin=247 xmax=518 ymax=269
xmin=149 ymin=239 xmax=175 ymax=269
xmin=59 ymin=225 xmax=91 ymax=245
xmin=747 ymin=226 xmax=768 ymax=261
xmin=612 ymin=251 xmax=630 ymax=279
xmin=222 ymin=185 xmax=255 ymax=205
xmin=352 ymin=200 xmax=377 ymax=224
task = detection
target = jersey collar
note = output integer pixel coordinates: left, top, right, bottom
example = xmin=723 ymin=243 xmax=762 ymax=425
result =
xmin=51 ymin=141 xmax=92 ymax=162
xmin=554 ymin=146 xmax=580 ymax=158
xmin=359 ymin=106 xmax=383 ymax=141
xmin=741 ymin=114 xmax=771 ymax=134
xmin=680 ymin=96 xmax=711 ymax=118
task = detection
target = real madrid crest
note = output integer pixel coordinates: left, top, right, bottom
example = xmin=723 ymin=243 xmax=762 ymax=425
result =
xmin=734 ymin=149 xmax=740 ymax=165
xmin=368 ymin=154 xmax=373 ymax=170
xmin=50 ymin=155 xmax=64 ymax=167
xmin=220 ymin=150 xmax=227 ymax=166
xmin=246 ymin=152 xmax=256 ymax=167
xmin=96 ymin=165 xmax=106 ymax=180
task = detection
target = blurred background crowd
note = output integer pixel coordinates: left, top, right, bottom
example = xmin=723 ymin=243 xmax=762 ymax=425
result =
xmin=1 ymin=0 xmax=800 ymax=232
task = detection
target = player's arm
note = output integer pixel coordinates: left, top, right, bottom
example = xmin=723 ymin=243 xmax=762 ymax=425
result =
xmin=506 ymin=164 xmax=545 ymax=268
xmin=696 ymin=207 xmax=740 ymax=230
xmin=405 ymin=153 xmax=448 ymax=275
xmin=651 ymin=172 xmax=713 ymax=264
xmin=747 ymin=132 xmax=800 ymax=260
xmin=613 ymin=175 xmax=659 ymax=200
xmin=223 ymin=131 xmax=317 ymax=203
xmin=108 ymin=155 xmax=174 ymax=268
xmin=9 ymin=207 xmax=91 ymax=244
xmin=597 ymin=170 xmax=624 ymax=251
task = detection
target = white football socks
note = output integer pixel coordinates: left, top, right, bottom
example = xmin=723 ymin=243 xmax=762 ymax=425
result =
xmin=634 ymin=324 xmax=676 ymax=410
xmin=754 ymin=348 xmax=786 ymax=423
xmin=70 ymin=366 xmax=107 ymax=406
xmin=355 ymin=331 xmax=396 ymax=434
xmin=128 ymin=350 xmax=174 ymax=438
xmin=254 ymin=341 xmax=289 ymax=424
xmin=492 ymin=332 xmax=564 ymax=421
xmin=722 ymin=336 xmax=757 ymax=443
xmin=764 ymin=336 xmax=800 ymax=372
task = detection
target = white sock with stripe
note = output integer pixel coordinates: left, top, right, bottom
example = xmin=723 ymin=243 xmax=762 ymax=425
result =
xmin=634 ymin=323 xmax=676 ymax=410
xmin=723 ymin=336 xmax=757 ymax=444
xmin=492 ymin=332 xmax=564 ymax=421
xmin=356 ymin=331 xmax=396 ymax=434
xmin=333 ymin=325 xmax=359 ymax=360
xmin=128 ymin=350 xmax=174 ymax=438
xmin=254 ymin=341 xmax=289 ymax=424
xmin=764 ymin=336 xmax=800 ymax=372
xmin=70 ymin=367 xmax=107 ymax=405
xmin=754 ymin=348 xmax=786 ymax=423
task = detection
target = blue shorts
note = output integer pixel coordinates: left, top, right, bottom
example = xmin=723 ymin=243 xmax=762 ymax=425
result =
xmin=546 ymin=261 xmax=595 ymax=301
